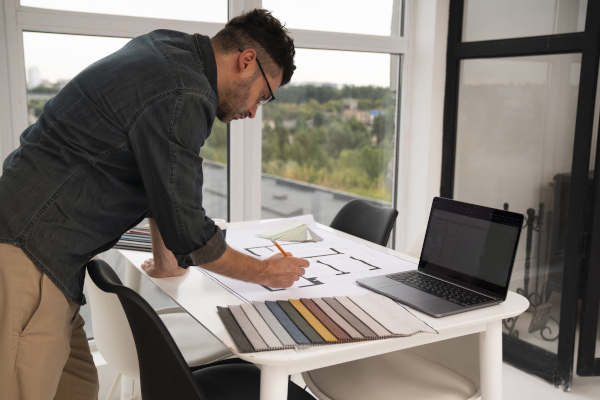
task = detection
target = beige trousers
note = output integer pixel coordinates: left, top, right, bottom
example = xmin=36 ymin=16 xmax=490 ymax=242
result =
xmin=0 ymin=243 xmax=99 ymax=400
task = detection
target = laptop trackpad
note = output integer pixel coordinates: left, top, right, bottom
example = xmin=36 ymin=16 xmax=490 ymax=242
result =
xmin=382 ymin=283 xmax=440 ymax=302
xmin=382 ymin=283 xmax=464 ymax=315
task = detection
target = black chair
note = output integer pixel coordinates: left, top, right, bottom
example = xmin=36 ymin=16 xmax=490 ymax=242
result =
xmin=87 ymin=259 xmax=314 ymax=400
xmin=329 ymin=199 xmax=398 ymax=246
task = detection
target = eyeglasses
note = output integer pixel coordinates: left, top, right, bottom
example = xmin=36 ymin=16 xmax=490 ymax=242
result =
xmin=239 ymin=48 xmax=275 ymax=106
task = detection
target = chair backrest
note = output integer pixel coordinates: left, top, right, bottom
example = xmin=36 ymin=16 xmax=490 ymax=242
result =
xmin=330 ymin=200 xmax=398 ymax=246
xmin=87 ymin=259 xmax=206 ymax=400
xmin=85 ymin=270 xmax=140 ymax=379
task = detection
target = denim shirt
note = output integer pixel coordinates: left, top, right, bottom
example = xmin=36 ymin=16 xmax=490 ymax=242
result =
xmin=0 ymin=30 xmax=226 ymax=305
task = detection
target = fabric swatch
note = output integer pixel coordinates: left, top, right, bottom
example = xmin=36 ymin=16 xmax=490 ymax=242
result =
xmin=312 ymin=298 xmax=364 ymax=339
xmin=253 ymin=302 xmax=297 ymax=346
xmin=300 ymin=298 xmax=352 ymax=341
xmin=322 ymin=297 xmax=378 ymax=338
xmin=348 ymin=293 xmax=437 ymax=335
xmin=229 ymin=305 xmax=269 ymax=351
xmin=276 ymin=300 xmax=326 ymax=343
xmin=220 ymin=294 xmax=437 ymax=353
xmin=217 ymin=307 xmax=255 ymax=353
xmin=289 ymin=299 xmax=338 ymax=342
xmin=265 ymin=301 xmax=311 ymax=344
xmin=333 ymin=296 xmax=391 ymax=337
xmin=240 ymin=303 xmax=283 ymax=348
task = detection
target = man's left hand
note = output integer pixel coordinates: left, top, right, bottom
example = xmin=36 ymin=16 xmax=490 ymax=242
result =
xmin=142 ymin=256 xmax=187 ymax=278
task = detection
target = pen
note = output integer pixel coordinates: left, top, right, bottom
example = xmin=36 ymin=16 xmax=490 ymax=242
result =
xmin=271 ymin=239 xmax=290 ymax=257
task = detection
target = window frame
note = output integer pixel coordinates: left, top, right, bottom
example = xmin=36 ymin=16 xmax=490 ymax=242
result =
xmin=1 ymin=0 xmax=411 ymax=223
xmin=440 ymin=0 xmax=600 ymax=390
xmin=0 ymin=0 xmax=413 ymax=347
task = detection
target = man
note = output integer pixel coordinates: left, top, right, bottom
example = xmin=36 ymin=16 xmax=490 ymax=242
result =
xmin=0 ymin=9 xmax=308 ymax=400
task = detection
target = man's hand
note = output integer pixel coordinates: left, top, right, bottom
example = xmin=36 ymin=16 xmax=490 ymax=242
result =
xmin=202 ymin=246 xmax=309 ymax=289
xmin=142 ymin=256 xmax=187 ymax=278
xmin=253 ymin=253 xmax=309 ymax=288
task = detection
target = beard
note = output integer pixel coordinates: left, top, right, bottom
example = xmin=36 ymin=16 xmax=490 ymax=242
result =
xmin=216 ymin=73 xmax=259 ymax=123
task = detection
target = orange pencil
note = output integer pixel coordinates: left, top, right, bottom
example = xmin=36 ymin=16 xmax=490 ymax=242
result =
xmin=271 ymin=239 xmax=290 ymax=257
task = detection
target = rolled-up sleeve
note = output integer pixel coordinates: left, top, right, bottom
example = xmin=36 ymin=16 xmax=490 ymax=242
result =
xmin=128 ymin=91 xmax=226 ymax=267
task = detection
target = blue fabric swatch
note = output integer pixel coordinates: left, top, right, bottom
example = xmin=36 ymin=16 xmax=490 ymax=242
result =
xmin=265 ymin=301 xmax=311 ymax=345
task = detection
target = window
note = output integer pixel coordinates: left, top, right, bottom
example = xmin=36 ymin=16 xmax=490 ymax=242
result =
xmin=2 ymin=1 xmax=410 ymax=341
xmin=261 ymin=49 xmax=399 ymax=225
xmin=21 ymin=0 xmax=227 ymax=23
xmin=23 ymin=32 xmax=131 ymax=124
xmin=454 ymin=54 xmax=581 ymax=356
xmin=463 ymin=0 xmax=587 ymax=42
xmin=263 ymin=0 xmax=402 ymax=36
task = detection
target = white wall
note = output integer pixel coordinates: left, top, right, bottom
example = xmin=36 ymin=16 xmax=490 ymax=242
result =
xmin=395 ymin=0 xmax=449 ymax=252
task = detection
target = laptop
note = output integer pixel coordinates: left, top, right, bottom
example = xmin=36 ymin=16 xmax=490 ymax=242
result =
xmin=357 ymin=197 xmax=524 ymax=317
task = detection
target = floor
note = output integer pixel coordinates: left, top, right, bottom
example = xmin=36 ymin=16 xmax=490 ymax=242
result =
xmin=502 ymin=363 xmax=600 ymax=400
xmin=289 ymin=363 xmax=600 ymax=400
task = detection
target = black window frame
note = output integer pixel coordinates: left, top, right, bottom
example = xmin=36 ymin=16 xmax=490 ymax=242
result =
xmin=441 ymin=0 xmax=600 ymax=390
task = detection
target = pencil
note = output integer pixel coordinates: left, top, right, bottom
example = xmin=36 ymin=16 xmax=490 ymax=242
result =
xmin=271 ymin=239 xmax=290 ymax=257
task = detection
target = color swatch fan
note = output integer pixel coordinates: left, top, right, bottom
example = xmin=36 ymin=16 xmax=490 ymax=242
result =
xmin=217 ymin=293 xmax=437 ymax=353
xmin=257 ymin=220 xmax=323 ymax=242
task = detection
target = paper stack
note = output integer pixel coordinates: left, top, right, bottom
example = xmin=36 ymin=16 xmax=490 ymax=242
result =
xmin=113 ymin=226 xmax=152 ymax=252
xmin=256 ymin=220 xmax=323 ymax=242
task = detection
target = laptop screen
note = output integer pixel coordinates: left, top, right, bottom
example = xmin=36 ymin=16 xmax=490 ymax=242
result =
xmin=419 ymin=197 xmax=523 ymax=299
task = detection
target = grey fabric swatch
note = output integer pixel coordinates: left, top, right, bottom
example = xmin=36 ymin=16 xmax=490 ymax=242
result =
xmin=253 ymin=302 xmax=297 ymax=346
xmin=265 ymin=301 xmax=311 ymax=344
xmin=348 ymin=293 xmax=437 ymax=335
xmin=313 ymin=298 xmax=364 ymax=339
xmin=322 ymin=297 xmax=378 ymax=338
xmin=276 ymin=300 xmax=325 ymax=343
xmin=216 ymin=307 xmax=254 ymax=353
xmin=334 ymin=296 xmax=391 ymax=337
xmin=240 ymin=303 xmax=283 ymax=348
xmin=229 ymin=305 xmax=269 ymax=351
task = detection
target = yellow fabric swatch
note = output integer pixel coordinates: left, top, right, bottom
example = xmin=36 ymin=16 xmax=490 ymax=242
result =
xmin=289 ymin=299 xmax=339 ymax=342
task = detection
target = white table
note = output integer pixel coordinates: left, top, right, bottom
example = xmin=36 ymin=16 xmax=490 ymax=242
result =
xmin=119 ymin=221 xmax=529 ymax=400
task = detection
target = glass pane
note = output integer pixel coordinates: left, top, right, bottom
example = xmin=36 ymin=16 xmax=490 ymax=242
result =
xmin=201 ymin=120 xmax=228 ymax=220
xmin=263 ymin=0 xmax=402 ymax=36
xmin=454 ymin=54 xmax=582 ymax=353
xmin=24 ymin=32 xmax=227 ymax=338
xmin=261 ymin=49 xmax=399 ymax=226
xmin=21 ymin=0 xmax=227 ymax=23
xmin=463 ymin=0 xmax=587 ymax=42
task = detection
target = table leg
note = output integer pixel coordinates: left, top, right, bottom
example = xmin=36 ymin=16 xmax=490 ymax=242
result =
xmin=260 ymin=365 xmax=289 ymax=400
xmin=125 ymin=259 xmax=142 ymax=293
xmin=479 ymin=320 xmax=502 ymax=400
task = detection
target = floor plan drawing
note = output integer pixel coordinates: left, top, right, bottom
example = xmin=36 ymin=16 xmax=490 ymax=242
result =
xmin=196 ymin=215 xmax=417 ymax=303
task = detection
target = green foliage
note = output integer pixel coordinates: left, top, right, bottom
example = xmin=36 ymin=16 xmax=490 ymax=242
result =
xmin=275 ymin=84 xmax=395 ymax=107
xmin=200 ymin=120 xmax=227 ymax=163
xmin=28 ymin=99 xmax=45 ymax=118
xmin=28 ymin=83 xmax=63 ymax=94
xmin=202 ymin=84 xmax=397 ymax=201
xmin=325 ymin=118 xmax=370 ymax=158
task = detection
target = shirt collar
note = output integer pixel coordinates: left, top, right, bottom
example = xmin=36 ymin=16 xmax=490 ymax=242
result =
xmin=194 ymin=33 xmax=219 ymax=101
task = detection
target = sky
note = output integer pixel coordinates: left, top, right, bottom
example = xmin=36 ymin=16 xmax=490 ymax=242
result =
xmin=22 ymin=0 xmax=397 ymax=88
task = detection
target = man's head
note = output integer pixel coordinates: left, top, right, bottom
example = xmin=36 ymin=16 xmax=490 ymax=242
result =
xmin=211 ymin=9 xmax=296 ymax=123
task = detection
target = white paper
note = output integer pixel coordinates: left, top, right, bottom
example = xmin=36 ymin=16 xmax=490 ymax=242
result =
xmin=196 ymin=215 xmax=417 ymax=303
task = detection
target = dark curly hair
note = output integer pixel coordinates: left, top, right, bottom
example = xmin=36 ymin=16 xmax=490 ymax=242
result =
xmin=212 ymin=9 xmax=296 ymax=87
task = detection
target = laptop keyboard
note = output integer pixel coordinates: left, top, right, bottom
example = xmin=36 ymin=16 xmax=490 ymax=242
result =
xmin=387 ymin=271 xmax=495 ymax=307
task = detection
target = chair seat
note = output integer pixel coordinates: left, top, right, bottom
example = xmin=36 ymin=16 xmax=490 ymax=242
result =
xmin=161 ymin=313 xmax=232 ymax=367
xmin=303 ymin=350 xmax=478 ymax=400
xmin=193 ymin=363 xmax=315 ymax=400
